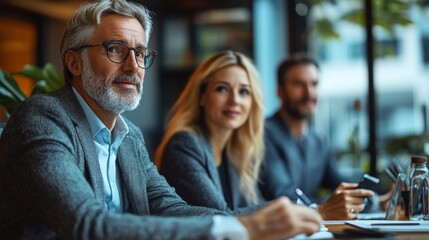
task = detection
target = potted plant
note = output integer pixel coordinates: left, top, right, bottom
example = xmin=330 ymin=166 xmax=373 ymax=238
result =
xmin=0 ymin=63 xmax=64 ymax=119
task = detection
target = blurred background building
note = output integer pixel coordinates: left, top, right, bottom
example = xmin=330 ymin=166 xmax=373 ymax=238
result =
xmin=1 ymin=0 xmax=429 ymax=190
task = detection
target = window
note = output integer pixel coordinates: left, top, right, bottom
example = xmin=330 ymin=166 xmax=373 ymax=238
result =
xmin=286 ymin=0 xmax=429 ymax=186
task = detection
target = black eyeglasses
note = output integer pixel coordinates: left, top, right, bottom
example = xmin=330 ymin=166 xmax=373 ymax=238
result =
xmin=76 ymin=41 xmax=158 ymax=69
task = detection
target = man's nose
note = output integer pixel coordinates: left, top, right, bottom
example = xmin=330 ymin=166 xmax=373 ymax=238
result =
xmin=304 ymin=84 xmax=316 ymax=97
xmin=122 ymin=50 xmax=140 ymax=73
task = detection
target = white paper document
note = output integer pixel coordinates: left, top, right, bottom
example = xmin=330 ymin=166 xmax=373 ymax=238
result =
xmin=357 ymin=212 xmax=386 ymax=220
xmin=289 ymin=231 xmax=334 ymax=239
xmin=288 ymin=225 xmax=334 ymax=239
xmin=346 ymin=220 xmax=429 ymax=233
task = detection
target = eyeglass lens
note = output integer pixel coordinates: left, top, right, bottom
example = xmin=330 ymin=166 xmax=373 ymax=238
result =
xmin=106 ymin=42 xmax=155 ymax=69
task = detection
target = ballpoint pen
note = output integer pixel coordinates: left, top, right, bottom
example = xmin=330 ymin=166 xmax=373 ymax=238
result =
xmin=295 ymin=188 xmax=313 ymax=206
xmin=294 ymin=188 xmax=328 ymax=232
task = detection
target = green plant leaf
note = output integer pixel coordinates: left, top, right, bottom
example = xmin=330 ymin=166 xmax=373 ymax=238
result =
xmin=0 ymin=63 xmax=64 ymax=116
xmin=309 ymin=0 xmax=419 ymax=53
xmin=385 ymin=134 xmax=429 ymax=155
xmin=30 ymin=80 xmax=47 ymax=96
xmin=0 ymin=70 xmax=25 ymax=116
xmin=0 ymin=87 xmax=20 ymax=115
xmin=0 ymin=87 xmax=20 ymax=106
xmin=43 ymin=63 xmax=64 ymax=85
xmin=42 ymin=63 xmax=64 ymax=92
xmin=313 ymin=18 xmax=341 ymax=40
xmin=373 ymin=16 xmax=395 ymax=34
xmin=340 ymin=9 xmax=365 ymax=26
xmin=0 ymin=70 xmax=26 ymax=102
xmin=0 ymin=86 xmax=16 ymax=100
xmin=19 ymin=65 xmax=45 ymax=82
xmin=384 ymin=0 xmax=409 ymax=12
xmin=393 ymin=15 xmax=414 ymax=26
xmin=309 ymin=0 xmax=325 ymax=5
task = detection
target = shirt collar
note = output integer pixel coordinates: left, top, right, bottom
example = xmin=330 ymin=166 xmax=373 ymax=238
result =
xmin=72 ymin=87 xmax=129 ymax=140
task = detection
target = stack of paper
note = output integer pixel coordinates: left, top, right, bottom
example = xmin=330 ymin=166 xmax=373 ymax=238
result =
xmin=346 ymin=220 xmax=429 ymax=233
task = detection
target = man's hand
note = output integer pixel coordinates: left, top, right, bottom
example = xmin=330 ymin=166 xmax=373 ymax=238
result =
xmin=317 ymin=182 xmax=374 ymax=220
xmin=238 ymin=197 xmax=322 ymax=240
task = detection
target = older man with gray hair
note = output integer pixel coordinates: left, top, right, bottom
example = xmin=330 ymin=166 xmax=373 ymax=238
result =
xmin=0 ymin=1 xmax=321 ymax=239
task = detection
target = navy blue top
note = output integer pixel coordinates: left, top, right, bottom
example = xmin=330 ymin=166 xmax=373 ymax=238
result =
xmin=259 ymin=111 xmax=349 ymax=203
xmin=217 ymin=152 xmax=250 ymax=210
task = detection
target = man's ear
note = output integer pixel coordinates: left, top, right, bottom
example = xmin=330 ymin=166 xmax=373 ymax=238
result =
xmin=65 ymin=50 xmax=82 ymax=77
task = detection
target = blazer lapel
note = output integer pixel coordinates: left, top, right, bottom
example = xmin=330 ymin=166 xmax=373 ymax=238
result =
xmin=202 ymin=136 xmax=223 ymax=192
xmin=274 ymin=113 xmax=303 ymax=185
xmin=75 ymin=127 xmax=104 ymax=202
xmin=117 ymin=135 xmax=149 ymax=215
xmin=59 ymin=85 xmax=104 ymax=203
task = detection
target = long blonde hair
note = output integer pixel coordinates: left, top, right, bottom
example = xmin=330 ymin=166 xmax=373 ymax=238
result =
xmin=155 ymin=50 xmax=264 ymax=204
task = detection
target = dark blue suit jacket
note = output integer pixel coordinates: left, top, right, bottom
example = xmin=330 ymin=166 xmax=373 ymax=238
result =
xmin=259 ymin=112 xmax=345 ymax=203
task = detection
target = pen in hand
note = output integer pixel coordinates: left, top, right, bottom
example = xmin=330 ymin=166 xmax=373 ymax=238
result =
xmin=295 ymin=188 xmax=328 ymax=232
xmin=295 ymin=188 xmax=313 ymax=206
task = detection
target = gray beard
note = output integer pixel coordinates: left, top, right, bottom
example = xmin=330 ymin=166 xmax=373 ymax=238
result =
xmin=80 ymin=53 xmax=143 ymax=115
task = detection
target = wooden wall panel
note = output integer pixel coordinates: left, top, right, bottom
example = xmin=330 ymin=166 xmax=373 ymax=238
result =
xmin=0 ymin=15 xmax=37 ymax=95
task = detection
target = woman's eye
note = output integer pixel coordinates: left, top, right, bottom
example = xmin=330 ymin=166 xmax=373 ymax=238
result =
xmin=239 ymin=88 xmax=250 ymax=96
xmin=215 ymin=86 xmax=228 ymax=92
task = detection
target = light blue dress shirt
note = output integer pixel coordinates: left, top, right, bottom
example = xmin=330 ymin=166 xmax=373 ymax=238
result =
xmin=72 ymin=87 xmax=128 ymax=212
xmin=72 ymin=87 xmax=248 ymax=239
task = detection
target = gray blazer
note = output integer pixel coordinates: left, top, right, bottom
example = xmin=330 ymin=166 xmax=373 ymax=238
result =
xmin=0 ymin=85 xmax=222 ymax=240
xmin=159 ymin=131 xmax=264 ymax=215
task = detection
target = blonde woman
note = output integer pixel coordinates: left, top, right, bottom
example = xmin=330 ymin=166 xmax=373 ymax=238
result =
xmin=155 ymin=50 xmax=265 ymax=214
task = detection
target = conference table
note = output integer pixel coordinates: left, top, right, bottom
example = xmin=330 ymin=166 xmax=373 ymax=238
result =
xmin=324 ymin=222 xmax=429 ymax=239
